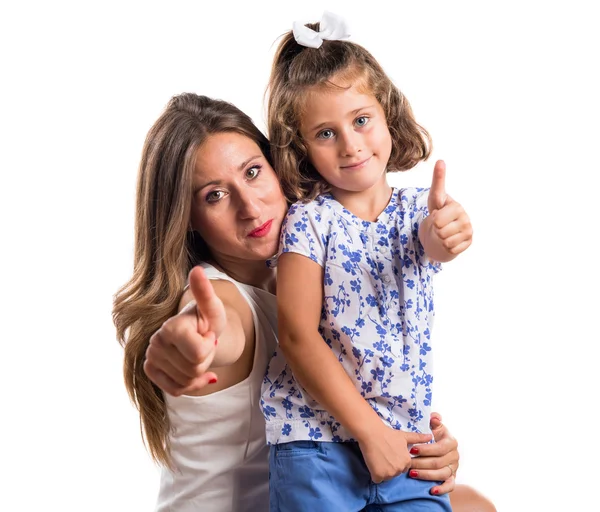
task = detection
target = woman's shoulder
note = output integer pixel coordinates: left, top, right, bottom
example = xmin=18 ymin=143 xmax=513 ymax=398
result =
xmin=179 ymin=263 xmax=249 ymax=314
xmin=198 ymin=261 xmax=230 ymax=280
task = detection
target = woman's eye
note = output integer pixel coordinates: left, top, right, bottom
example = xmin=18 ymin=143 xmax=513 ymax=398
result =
xmin=355 ymin=116 xmax=369 ymax=127
xmin=245 ymin=165 xmax=261 ymax=179
xmin=206 ymin=190 xmax=225 ymax=203
xmin=317 ymin=129 xmax=335 ymax=140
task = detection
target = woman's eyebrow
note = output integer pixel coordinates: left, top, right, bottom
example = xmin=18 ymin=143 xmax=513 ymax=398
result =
xmin=194 ymin=179 xmax=222 ymax=193
xmin=194 ymin=155 xmax=263 ymax=193
xmin=238 ymin=155 xmax=263 ymax=170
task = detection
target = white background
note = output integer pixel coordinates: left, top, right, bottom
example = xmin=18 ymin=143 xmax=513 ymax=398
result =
xmin=2 ymin=1 xmax=598 ymax=511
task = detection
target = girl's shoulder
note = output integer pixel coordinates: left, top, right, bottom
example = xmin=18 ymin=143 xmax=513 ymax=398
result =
xmin=286 ymin=194 xmax=337 ymax=220
xmin=393 ymin=187 xmax=431 ymax=215
xmin=395 ymin=186 xmax=429 ymax=202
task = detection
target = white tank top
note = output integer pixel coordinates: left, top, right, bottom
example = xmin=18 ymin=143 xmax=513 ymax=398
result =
xmin=155 ymin=263 xmax=278 ymax=512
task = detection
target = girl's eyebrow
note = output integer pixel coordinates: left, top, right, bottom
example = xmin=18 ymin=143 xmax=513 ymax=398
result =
xmin=306 ymin=104 xmax=378 ymax=133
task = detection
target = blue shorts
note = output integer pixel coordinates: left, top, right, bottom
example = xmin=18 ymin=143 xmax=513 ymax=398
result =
xmin=269 ymin=440 xmax=452 ymax=512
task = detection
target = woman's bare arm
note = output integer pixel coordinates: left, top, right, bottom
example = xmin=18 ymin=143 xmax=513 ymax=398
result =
xmin=144 ymin=266 xmax=254 ymax=396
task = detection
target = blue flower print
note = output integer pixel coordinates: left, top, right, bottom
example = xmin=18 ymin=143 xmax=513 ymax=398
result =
xmin=366 ymin=294 xmax=378 ymax=307
xmin=263 ymin=405 xmax=276 ymax=418
xmin=370 ymin=367 xmax=385 ymax=382
xmin=285 ymin=232 xmax=298 ymax=246
xmin=324 ymin=270 xmax=333 ymax=286
xmin=299 ymin=406 xmax=315 ymax=418
xmin=381 ymin=355 xmax=394 ymax=368
xmin=350 ymin=279 xmax=361 ymax=293
xmin=261 ymin=188 xmax=441 ymax=445
xmin=361 ymin=380 xmax=373 ymax=394
xmin=308 ymin=427 xmax=323 ymax=440
xmin=423 ymin=392 xmax=432 ymax=407
xmin=342 ymin=260 xmax=356 ymax=275
xmin=294 ymin=219 xmax=307 ymax=232
xmin=282 ymin=398 xmax=293 ymax=411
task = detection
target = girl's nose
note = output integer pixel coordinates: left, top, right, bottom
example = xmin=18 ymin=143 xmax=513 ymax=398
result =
xmin=339 ymin=130 xmax=361 ymax=157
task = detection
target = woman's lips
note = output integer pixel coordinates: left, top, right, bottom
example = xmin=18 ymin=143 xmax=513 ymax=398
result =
xmin=248 ymin=219 xmax=273 ymax=238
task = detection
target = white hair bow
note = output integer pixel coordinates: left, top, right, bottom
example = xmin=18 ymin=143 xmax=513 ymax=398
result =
xmin=292 ymin=11 xmax=351 ymax=49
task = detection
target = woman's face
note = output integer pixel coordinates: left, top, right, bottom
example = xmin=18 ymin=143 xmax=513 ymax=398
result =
xmin=190 ymin=132 xmax=288 ymax=263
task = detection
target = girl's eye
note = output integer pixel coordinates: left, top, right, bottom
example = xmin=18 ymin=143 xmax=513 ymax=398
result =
xmin=355 ymin=116 xmax=369 ymax=127
xmin=206 ymin=190 xmax=225 ymax=203
xmin=245 ymin=165 xmax=261 ymax=179
xmin=317 ymin=129 xmax=335 ymax=140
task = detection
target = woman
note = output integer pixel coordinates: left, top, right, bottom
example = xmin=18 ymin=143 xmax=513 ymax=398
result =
xmin=113 ymin=93 xmax=495 ymax=511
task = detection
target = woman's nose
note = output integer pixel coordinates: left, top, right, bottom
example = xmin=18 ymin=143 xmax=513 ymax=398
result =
xmin=237 ymin=192 xmax=261 ymax=220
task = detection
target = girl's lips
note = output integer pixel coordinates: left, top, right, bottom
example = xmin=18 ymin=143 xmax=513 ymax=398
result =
xmin=341 ymin=156 xmax=372 ymax=170
xmin=248 ymin=219 xmax=273 ymax=238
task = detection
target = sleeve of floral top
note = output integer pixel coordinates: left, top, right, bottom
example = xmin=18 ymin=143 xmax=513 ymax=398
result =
xmin=276 ymin=200 xmax=327 ymax=267
xmin=404 ymin=187 xmax=442 ymax=273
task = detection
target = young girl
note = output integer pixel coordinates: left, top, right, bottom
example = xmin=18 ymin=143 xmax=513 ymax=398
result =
xmin=261 ymin=13 xmax=473 ymax=511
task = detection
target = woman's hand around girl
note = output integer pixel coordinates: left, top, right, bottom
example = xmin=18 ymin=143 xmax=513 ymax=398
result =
xmin=143 ymin=266 xmax=224 ymax=396
xmin=409 ymin=412 xmax=460 ymax=495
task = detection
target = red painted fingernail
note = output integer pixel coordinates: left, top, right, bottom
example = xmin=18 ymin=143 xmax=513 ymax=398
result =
xmin=432 ymin=489 xmax=439 ymax=495
xmin=209 ymin=378 xmax=217 ymax=384
xmin=214 ymin=338 xmax=218 ymax=345
xmin=410 ymin=447 xmax=419 ymax=455
xmin=409 ymin=470 xmax=418 ymax=478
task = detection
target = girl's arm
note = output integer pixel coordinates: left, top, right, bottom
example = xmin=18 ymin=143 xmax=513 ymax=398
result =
xmin=144 ymin=266 xmax=254 ymax=397
xmin=419 ymin=160 xmax=473 ymax=262
xmin=277 ymin=252 xmax=432 ymax=482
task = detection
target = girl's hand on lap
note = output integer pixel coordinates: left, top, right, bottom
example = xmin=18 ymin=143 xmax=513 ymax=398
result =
xmin=358 ymin=426 xmax=432 ymax=483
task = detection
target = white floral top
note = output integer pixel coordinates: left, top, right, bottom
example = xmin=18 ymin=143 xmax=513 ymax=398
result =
xmin=261 ymin=187 xmax=441 ymax=444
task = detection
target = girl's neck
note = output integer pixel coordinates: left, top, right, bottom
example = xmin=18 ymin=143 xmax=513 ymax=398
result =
xmin=330 ymin=177 xmax=393 ymax=222
xmin=207 ymin=257 xmax=277 ymax=294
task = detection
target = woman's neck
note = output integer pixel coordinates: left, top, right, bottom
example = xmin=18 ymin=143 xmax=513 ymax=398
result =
xmin=207 ymin=257 xmax=277 ymax=294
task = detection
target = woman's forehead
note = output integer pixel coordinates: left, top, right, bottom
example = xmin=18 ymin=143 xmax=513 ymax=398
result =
xmin=194 ymin=132 xmax=263 ymax=178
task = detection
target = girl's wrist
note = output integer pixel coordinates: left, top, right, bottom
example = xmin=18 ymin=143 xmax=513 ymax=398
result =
xmin=351 ymin=413 xmax=386 ymax=444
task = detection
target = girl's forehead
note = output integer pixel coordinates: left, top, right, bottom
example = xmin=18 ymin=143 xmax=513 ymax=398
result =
xmin=298 ymin=72 xmax=374 ymax=114
xmin=301 ymin=84 xmax=378 ymax=117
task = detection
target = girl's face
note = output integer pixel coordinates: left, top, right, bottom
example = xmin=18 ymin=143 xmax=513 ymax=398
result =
xmin=300 ymin=82 xmax=392 ymax=196
xmin=190 ymin=132 xmax=288 ymax=263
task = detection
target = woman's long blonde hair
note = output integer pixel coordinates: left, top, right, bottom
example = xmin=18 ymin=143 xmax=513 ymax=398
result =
xmin=112 ymin=93 xmax=272 ymax=466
